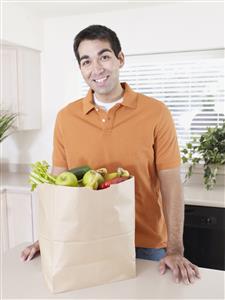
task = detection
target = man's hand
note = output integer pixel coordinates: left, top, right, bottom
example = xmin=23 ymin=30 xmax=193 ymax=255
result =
xmin=159 ymin=253 xmax=201 ymax=284
xmin=20 ymin=240 xmax=40 ymax=262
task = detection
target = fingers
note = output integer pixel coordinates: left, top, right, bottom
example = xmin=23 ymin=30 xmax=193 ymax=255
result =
xmin=190 ymin=263 xmax=201 ymax=279
xmin=180 ymin=260 xmax=201 ymax=284
xmin=161 ymin=255 xmax=201 ymax=285
xmin=159 ymin=259 xmax=166 ymax=275
xmin=161 ymin=261 xmax=181 ymax=283
xmin=179 ymin=263 xmax=192 ymax=284
xmin=20 ymin=247 xmax=31 ymax=261
xmin=172 ymin=264 xmax=180 ymax=283
xmin=27 ymin=246 xmax=38 ymax=261
xmin=20 ymin=241 xmax=40 ymax=262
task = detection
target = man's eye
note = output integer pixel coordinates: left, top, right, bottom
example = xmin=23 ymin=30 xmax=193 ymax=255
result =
xmin=82 ymin=60 xmax=90 ymax=67
xmin=101 ymin=55 xmax=110 ymax=61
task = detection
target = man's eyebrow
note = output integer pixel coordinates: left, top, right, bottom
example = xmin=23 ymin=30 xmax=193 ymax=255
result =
xmin=80 ymin=55 xmax=89 ymax=62
xmin=79 ymin=48 xmax=113 ymax=62
xmin=98 ymin=48 xmax=113 ymax=56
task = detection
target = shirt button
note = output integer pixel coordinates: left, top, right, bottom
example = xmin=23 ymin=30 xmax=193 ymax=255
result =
xmin=102 ymin=118 xmax=106 ymax=122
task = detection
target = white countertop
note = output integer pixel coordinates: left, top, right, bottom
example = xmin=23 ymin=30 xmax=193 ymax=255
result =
xmin=2 ymin=243 xmax=225 ymax=300
xmin=1 ymin=172 xmax=224 ymax=207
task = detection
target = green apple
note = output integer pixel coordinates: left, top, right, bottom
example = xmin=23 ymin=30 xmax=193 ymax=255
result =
xmin=55 ymin=171 xmax=78 ymax=187
xmin=82 ymin=170 xmax=104 ymax=189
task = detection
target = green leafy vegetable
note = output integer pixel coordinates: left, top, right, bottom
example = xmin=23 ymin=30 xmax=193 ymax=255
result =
xmin=29 ymin=161 xmax=56 ymax=191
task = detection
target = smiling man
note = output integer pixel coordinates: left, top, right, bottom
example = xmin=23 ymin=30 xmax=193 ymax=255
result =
xmin=78 ymin=40 xmax=124 ymax=101
xmin=21 ymin=25 xmax=200 ymax=285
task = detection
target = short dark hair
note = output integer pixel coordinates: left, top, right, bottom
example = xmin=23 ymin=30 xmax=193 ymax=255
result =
xmin=73 ymin=25 xmax=122 ymax=64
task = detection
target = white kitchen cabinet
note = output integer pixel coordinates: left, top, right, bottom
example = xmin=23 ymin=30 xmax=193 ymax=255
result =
xmin=1 ymin=44 xmax=41 ymax=130
xmin=0 ymin=190 xmax=9 ymax=252
xmin=1 ymin=47 xmax=18 ymax=116
xmin=4 ymin=190 xmax=34 ymax=251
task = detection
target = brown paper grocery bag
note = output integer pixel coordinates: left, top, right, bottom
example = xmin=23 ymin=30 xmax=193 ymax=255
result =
xmin=37 ymin=177 xmax=136 ymax=293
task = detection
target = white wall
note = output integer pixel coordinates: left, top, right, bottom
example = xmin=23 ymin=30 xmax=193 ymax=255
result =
xmin=3 ymin=2 xmax=224 ymax=168
xmin=1 ymin=3 xmax=44 ymax=168
xmin=2 ymin=2 xmax=44 ymax=50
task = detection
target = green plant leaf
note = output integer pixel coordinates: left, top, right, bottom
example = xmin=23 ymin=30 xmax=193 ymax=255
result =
xmin=0 ymin=111 xmax=17 ymax=142
xmin=182 ymin=121 xmax=225 ymax=189
xmin=182 ymin=157 xmax=188 ymax=163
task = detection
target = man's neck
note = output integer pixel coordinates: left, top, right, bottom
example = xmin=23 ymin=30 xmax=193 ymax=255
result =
xmin=94 ymin=84 xmax=124 ymax=103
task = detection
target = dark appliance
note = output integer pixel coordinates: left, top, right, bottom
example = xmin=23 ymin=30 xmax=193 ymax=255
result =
xmin=183 ymin=204 xmax=225 ymax=271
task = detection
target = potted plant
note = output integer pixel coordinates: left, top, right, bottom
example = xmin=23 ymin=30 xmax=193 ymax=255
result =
xmin=0 ymin=111 xmax=17 ymax=143
xmin=181 ymin=122 xmax=225 ymax=190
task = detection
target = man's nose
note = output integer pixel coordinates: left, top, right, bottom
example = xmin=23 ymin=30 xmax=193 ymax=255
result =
xmin=92 ymin=59 xmax=104 ymax=74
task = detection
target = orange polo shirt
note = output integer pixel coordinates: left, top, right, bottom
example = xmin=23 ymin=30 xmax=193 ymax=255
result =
xmin=52 ymin=83 xmax=181 ymax=248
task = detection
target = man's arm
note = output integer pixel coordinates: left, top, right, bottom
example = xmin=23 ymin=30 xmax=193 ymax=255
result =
xmin=20 ymin=166 xmax=67 ymax=262
xmin=158 ymin=167 xmax=200 ymax=284
xmin=159 ymin=167 xmax=184 ymax=255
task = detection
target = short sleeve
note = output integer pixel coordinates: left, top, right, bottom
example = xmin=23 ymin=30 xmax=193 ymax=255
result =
xmin=154 ymin=103 xmax=181 ymax=171
xmin=52 ymin=111 xmax=68 ymax=168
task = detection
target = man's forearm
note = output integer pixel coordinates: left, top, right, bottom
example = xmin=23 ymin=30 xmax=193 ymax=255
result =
xmin=158 ymin=168 xmax=200 ymax=284
xmin=158 ymin=167 xmax=184 ymax=255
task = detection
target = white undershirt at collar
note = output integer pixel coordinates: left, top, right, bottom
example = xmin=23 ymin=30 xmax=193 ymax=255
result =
xmin=93 ymin=95 xmax=123 ymax=111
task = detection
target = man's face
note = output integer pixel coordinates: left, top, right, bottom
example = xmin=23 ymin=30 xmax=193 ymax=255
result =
xmin=78 ymin=39 xmax=124 ymax=100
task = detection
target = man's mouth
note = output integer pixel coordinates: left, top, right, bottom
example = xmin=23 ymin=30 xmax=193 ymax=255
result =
xmin=93 ymin=76 xmax=109 ymax=83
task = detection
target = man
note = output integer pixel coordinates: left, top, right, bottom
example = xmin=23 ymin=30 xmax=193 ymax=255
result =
xmin=21 ymin=25 xmax=200 ymax=284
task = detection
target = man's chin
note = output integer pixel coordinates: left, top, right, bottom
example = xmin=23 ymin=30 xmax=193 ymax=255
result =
xmin=92 ymin=87 xmax=111 ymax=95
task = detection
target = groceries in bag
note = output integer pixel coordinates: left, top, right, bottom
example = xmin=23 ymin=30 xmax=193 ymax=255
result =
xmin=29 ymin=161 xmax=131 ymax=191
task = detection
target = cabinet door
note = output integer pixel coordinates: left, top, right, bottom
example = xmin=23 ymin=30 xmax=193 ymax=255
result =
xmin=0 ymin=46 xmax=19 ymax=127
xmin=0 ymin=190 xmax=9 ymax=252
xmin=17 ymin=47 xmax=41 ymax=130
xmin=1 ymin=44 xmax=41 ymax=130
xmin=6 ymin=191 xmax=33 ymax=249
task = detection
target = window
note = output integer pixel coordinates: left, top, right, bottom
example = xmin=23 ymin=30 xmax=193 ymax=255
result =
xmin=81 ymin=49 xmax=225 ymax=148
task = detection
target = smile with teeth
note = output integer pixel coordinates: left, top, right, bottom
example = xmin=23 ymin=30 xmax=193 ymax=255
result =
xmin=94 ymin=76 xmax=108 ymax=83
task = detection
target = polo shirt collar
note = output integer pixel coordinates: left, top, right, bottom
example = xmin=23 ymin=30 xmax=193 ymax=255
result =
xmin=82 ymin=82 xmax=138 ymax=115
xmin=83 ymin=89 xmax=95 ymax=115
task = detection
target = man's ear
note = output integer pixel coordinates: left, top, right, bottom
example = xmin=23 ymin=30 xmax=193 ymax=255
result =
xmin=118 ymin=51 xmax=125 ymax=68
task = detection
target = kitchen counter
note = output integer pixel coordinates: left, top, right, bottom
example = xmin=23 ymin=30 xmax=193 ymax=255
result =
xmin=2 ymin=244 xmax=225 ymax=299
xmin=1 ymin=171 xmax=224 ymax=207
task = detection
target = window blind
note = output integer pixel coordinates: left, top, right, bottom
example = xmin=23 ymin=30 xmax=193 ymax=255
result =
xmin=81 ymin=49 xmax=225 ymax=148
